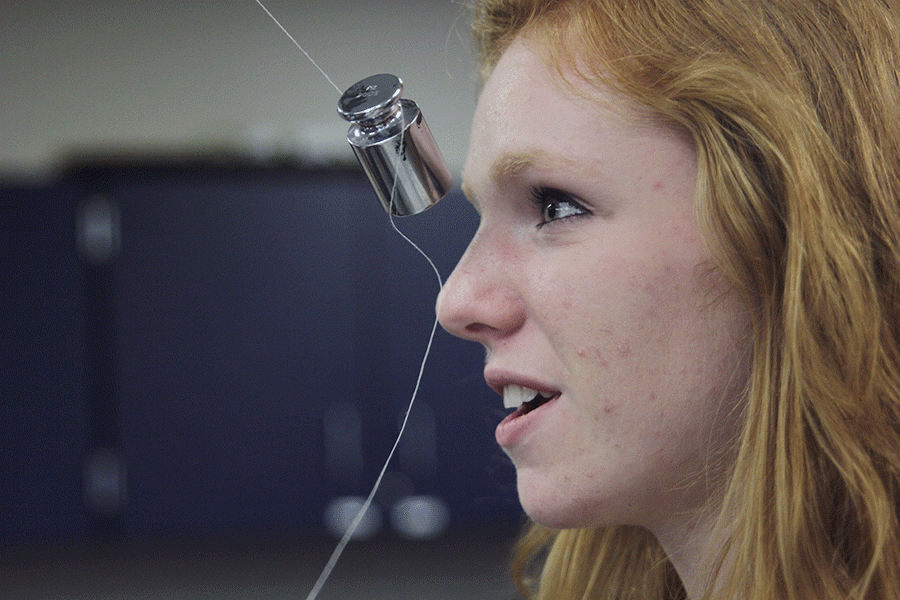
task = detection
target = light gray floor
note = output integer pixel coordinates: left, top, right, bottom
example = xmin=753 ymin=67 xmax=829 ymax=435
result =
xmin=1 ymin=530 xmax=520 ymax=600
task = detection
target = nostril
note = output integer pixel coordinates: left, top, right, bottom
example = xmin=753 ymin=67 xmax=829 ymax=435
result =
xmin=464 ymin=322 xmax=497 ymax=336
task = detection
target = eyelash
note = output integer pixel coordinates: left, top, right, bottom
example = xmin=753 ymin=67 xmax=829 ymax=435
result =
xmin=529 ymin=186 xmax=590 ymax=228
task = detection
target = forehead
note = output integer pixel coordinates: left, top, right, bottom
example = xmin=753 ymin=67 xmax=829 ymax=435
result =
xmin=462 ymin=36 xmax=661 ymax=192
xmin=477 ymin=36 xmax=636 ymax=130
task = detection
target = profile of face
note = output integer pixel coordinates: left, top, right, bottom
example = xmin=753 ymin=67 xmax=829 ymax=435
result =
xmin=437 ymin=35 xmax=752 ymax=534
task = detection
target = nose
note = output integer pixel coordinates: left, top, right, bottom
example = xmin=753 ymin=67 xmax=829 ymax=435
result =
xmin=436 ymin=232 xmax=526 ymax=345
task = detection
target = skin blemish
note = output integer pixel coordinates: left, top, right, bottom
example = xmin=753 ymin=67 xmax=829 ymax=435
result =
xmin=579 ymin=346 xmax=610 ymax=367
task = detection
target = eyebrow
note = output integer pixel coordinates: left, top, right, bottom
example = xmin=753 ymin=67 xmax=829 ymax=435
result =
xmin=491 ymin=150 xmax=542 ymax=181
xmin=462 ymin=149 xmax=583 ymax=202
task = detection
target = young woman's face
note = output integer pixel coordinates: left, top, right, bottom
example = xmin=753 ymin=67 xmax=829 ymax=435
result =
xmin=437 ymin=36 xmax=751 ymax=533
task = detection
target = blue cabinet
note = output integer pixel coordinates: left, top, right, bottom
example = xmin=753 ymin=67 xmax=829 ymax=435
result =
xmin=0 ymin=162 xmax=520 ymax=544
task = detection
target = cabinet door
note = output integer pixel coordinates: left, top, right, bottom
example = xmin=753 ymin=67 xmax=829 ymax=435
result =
xmin=0 ymin=182 xmax=89 ymax=544
xmin=114 ymin=169 xmax=368 ymax=536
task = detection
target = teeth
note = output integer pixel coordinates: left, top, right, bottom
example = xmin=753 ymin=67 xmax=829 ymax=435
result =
xmin=503 ymin=384 xmax=533 ymax=409
xmin=503 ymin=384 xmax=553 ymax=410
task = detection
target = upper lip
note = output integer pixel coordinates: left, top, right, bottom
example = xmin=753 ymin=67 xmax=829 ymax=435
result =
xmin=484 ymin=367 xmax=560 ymax=398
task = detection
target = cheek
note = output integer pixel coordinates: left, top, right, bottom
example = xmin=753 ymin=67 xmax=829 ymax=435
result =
xmin=551 ymin=252 xmax=743 ymax=404
xmin=549 ymin=256 xmax=686 ymax=361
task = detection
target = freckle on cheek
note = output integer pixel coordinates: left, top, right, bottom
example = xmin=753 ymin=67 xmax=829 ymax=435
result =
xmin=581 ymin=346 xmax=609 ymax=367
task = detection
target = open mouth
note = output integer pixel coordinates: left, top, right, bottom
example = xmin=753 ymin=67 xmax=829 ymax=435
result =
xmin=503 ymin=384 xmax=560 ymax=415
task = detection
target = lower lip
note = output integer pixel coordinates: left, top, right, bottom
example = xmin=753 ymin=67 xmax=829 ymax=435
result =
xmin=495 ymin=397 xmax=558 ymax=448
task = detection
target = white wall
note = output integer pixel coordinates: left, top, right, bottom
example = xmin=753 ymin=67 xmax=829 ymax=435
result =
xmin=1 ymin=0 xmax=478 ymax=177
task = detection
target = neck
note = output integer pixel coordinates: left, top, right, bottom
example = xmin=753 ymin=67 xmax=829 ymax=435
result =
xmin=651 ymin=506 xmax=731 ymax=600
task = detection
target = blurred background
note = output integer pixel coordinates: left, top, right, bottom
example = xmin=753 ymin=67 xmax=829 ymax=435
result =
xmin=1 ymin=1 xmax=523 ymax=598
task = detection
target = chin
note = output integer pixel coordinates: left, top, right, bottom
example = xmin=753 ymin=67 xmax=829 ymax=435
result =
xmin=515 ymin=468 xmax=651 ymax=531
xmin=517 ymin=476 xmax=609 ymax=530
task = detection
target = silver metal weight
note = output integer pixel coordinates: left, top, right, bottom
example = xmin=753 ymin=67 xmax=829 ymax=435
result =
xmin=338 ymin=74 xmax=452 ymax=216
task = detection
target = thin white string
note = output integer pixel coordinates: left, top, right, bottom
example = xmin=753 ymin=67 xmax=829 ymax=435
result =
xmin=248 ymin=4 xmax=446 ymax=596
xmin=304 ymin=117 xmax=444 ymax=600
xmin=253 ymin=0 xmax=343 ymax=95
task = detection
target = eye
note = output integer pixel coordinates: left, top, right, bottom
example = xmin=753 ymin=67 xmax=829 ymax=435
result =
xmin=530 ymin=186 xmax=590 ymax=227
